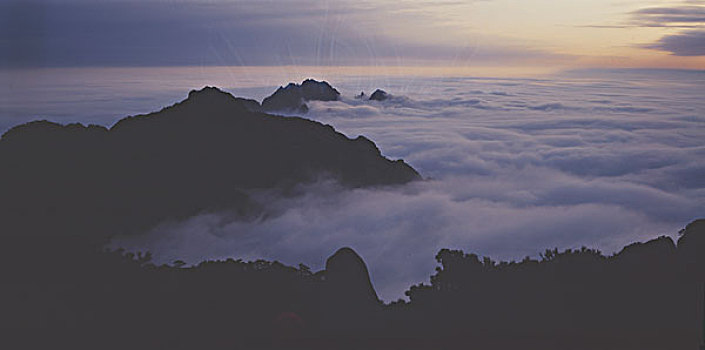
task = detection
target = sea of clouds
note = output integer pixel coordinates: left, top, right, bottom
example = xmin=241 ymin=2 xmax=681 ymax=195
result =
xmin=2 ymin=68 xmax=704 ymax=300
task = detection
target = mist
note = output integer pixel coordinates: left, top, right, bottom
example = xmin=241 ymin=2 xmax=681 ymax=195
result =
xmin=109 ymin=69 xmax=705 ymax=301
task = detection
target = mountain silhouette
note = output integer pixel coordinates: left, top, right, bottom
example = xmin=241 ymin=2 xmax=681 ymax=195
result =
xmin=314 ymin=248 xmax=384 ymax=335
xmin=3 ymin=220 xmax=704 ymax=350
xmin=677 ymin=219 xmax=705 ymax=279
xmin=0 ymin=85 xmax=419 ymax=241
xmin=1 ymin=81 xmax=702 ymax=350
xmin=369 ymin=89 xmax=390 ymax=101
xmin=324 ymin=247 xmax=380 ymax=306
xmin=390 ymin=219 xmax=705 ymax=349
xmin=261 ymin=79 xmax=340 ymax=113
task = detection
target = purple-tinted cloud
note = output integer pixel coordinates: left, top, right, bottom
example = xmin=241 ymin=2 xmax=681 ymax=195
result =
xmin=630 ymin=5 xmax=705 ymax=27
xmin=580 ymin=3 xmax=705 ymax=29
xmin=643 ymin=30 xmax=705 ymax=56
xmin=628 ymin=3 xmax=705 ymax=56
xmin=108 ymin=70 xmax=705 ymax=301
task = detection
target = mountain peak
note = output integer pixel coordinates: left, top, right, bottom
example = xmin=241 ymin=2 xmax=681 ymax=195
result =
xmin=324 ymin=247 xmax=380 ymax=306
xmin=185 ymin=80 xmax=342 ymax=114
xmin=369 ymin=89 xmax=390 ymax=101
xmin=182 ymin=86 xmax=262 ymax=112
xmin=262 ymin=79 xmax=340 ymax=113
xmin=186 ymin=86 xmax=235 ymax=102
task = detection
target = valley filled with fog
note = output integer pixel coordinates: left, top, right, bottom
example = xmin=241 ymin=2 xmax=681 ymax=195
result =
xmin=3 ymin=68 xmax=703 ymax=300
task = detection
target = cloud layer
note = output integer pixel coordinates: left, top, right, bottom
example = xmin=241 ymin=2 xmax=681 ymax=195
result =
xmin=110 ymin=69 xmax=705 ymax=301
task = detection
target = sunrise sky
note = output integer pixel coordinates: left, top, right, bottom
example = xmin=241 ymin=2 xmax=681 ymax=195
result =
xmin=1 ymin=0 xmax=704 ymax=72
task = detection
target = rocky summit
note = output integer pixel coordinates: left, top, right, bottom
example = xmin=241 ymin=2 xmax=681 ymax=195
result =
xmin=262 ymin=79 xmax=341 ymax=113
xmin=368 ymin=89 xmax=390 ymax=101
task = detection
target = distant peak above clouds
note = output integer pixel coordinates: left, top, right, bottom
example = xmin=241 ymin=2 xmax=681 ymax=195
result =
xmin=355 ymin=89 xmax=392 ymax=102
xmin=368 ymin=89 xmax=390 ymax=102
xmin=262 ymin=79 xmax=341 ymax=113
xmin=184 ymin=80 xmax=343 ymax=115
xmin=182 ymin=81 xmax=401 ymax=116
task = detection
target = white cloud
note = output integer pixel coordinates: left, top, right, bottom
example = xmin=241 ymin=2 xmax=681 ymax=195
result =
xmin=111 ymin=175 xmax=685 ymax=301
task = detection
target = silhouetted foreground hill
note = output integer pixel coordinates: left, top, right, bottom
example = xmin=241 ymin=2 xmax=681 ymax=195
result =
xmin=396 ymin=219 xmax=705 ymax=350
xmin=1 ymin=220 xmax=703 ymax=349
xmin=0 ymin=85 xmax=419 ymax=241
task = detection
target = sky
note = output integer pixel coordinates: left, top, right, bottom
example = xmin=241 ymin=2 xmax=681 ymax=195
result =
xmin=1 ymin=0 xmax=704 ymax=71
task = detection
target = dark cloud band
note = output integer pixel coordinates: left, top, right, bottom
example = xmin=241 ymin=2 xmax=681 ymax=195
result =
xmin=629 ymin=3 xmax=705 ymax=56
xmin=643 ymin=30 xmax=705 ymax=56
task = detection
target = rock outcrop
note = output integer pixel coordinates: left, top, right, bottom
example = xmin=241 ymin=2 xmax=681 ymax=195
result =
xmin=324 ymin=247 xmax=380 ymax=306
xmin=368 ymin=89 xmax=390 ymax=101
xmin=318 ymin=247 xmax=382 ymax=333
xmin=261 ymin=79 xmax=340 ymax=113
xmin=676 ymin=219 xmax=705 ymax=278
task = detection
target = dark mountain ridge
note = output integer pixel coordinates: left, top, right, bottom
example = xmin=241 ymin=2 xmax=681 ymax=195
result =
xmin=0 ymin=85 xmax=419 ymax=240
